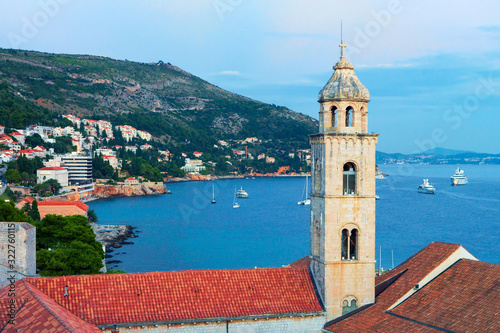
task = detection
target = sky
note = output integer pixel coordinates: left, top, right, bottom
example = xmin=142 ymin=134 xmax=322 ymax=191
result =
xmin=1 ymin=0 xmax=500 ymax=153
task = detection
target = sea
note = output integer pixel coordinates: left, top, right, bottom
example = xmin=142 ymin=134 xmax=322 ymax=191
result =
xmin=88 ymin=164 xmax=500 ymax=273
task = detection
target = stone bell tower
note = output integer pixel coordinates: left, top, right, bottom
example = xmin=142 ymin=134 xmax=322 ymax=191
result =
xmin=309 ymin=40 xmax=378 ymax=321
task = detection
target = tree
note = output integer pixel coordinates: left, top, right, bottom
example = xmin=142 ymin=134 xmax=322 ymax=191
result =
xmin=87 ymin=209 xmax=98 ymax=223
xmin=37 ymin=241 xmax=104 ymax=276
xmin=36 ymin=214 xmax=104 ymax=276
xmin=0 ymin=200 xmax=32 ymax=223
xmin=4 ymin=168 xmax=21 ymax=184
xmin=29 ymin=200 xmax=41 ymax=221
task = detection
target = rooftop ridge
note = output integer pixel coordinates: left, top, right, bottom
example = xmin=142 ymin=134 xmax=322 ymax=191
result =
xmin=22 ymin=280 xmax=78 ymax=333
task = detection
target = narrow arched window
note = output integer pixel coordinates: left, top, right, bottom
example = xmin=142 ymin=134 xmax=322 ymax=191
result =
xmin=341 ymin=229 xmax=349 ymax=260
xmin=346 ymin=106 xmax=354 ymax=127
xmin=350 ymin=229 xmax=358 ymax=260
xmin=341 ymin=228 xmax=359 ymax=261
xmin=331 ymin=106 xmax=337 ymax=127
xmin=342 ymin=298 xmax=358 ymax=315
xmin=343 ymin=162 xmax=357 ymax=195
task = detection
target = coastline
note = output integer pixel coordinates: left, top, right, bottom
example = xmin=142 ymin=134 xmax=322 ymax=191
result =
xmin=164 ymin=173 xmax=311 ymax=183
xmin=90 ymin=223 xmax=138 ymax=270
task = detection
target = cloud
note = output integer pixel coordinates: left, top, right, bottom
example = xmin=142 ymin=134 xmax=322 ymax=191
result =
xmin=216 ymin=71 xmax=242 ymax=76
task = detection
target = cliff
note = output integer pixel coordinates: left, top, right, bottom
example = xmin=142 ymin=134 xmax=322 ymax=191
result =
xmin=93 ymin=182 xmax=168 ymax=199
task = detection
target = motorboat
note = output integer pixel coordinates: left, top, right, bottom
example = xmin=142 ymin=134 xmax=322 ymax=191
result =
xmin=418 ymin=179 xmax=435 ymax=194
xmin=236 ymin=186 xmax=248 ymax=198
xmin=375 ymin=173 xmax=385 ymax=180
xmin=451 ymin=167 xmax=468 ymax=186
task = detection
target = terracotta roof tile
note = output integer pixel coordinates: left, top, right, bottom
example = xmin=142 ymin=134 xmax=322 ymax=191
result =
xmin=37 ymin=201 xmax=89 ymax=219
xmin=26 ymin=268 xmax=323 ymax=326
xmin=0 ymin=280 xmax=100 ymax=332
xmin=325 ymin=242 xmax=462 ymax=332
xmin=289 ymin=256 xmax=310 ymax=268
xmin=38 ymin=201 xmax=89 ymax=211
xmin=38 ymin=167 xmax=67 ymax=171
xmin=390 ymin=259 xmax=500 ymax=332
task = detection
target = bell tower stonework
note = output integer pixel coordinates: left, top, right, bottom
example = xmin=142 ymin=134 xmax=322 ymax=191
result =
xmin=310 ymin=41 xmax=378 ymax=321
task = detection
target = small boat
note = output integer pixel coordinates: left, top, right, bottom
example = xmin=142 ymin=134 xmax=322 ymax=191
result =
xmin=375 ymin=195 xmax=380 ymax=200
xmin=298 ymin=174 xmax=311 ymax=205
xmin=418 ymin=179 xmax=435 ymax=194
xmin=232 ymin=187 xmax=240 ymax=208
xmin=236 ymin=186 xmax=248 ymax=198
xmin=375 ymin=173 xmax=385 ymax=180
xmin=451 ymin=167 xmax=468 ymax=186
xmin=211 ymin=182 xmax=216 ymax=204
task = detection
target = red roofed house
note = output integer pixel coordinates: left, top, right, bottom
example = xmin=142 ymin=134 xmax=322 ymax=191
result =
xmin=19 ymin=148 xmax=35 ymax=159
xmin=0 ymin=48 xmax=498 ymax=333
xmin=37 ymin=200 xmax=89 ymax=219
xmin=193 ymin=151 xmax=203 ymax=158
xmin=14 ymin=196 xmax=35 ymax=210
xmin=9 ymin=131 xmax=25 ymax=144
xmin=37 ymin=166 xmax=69 ymax=187
xmin=124 ymin=177 xmax=139 ymax=185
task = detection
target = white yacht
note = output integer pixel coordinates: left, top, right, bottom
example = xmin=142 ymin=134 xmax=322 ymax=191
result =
xmin=232 ymin=187 xmax=240 ymax=208
xmin=451 ymin=167 xmax=468 ymax=186
xmin=375 ymin=173 xmax=385 ymax=180
xmin=418 ymin=179 xmax=435 ymax=194
xmin=236 ymin=186 xmax=248 ymax=198
xmin=298 ymin=175 xmax=311 ymax=205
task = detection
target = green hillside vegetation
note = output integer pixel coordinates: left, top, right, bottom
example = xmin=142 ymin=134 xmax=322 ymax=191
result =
xmin=0 ymin=49 xmax=317 ymax=152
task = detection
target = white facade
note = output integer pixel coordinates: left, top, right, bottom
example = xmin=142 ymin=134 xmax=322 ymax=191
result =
xmin=37 ymin=167 xmax=69 ymax=187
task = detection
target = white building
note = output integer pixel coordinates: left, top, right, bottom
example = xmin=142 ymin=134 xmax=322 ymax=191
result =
xmin=37 ymin=166 xmax=69 ymax=187
xmin=181 ymin=158 xmax=206 ymax=173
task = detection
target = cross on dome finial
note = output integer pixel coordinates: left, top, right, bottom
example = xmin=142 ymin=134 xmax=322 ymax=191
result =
xmin=339 ymin=40 xmax=347 ymax=59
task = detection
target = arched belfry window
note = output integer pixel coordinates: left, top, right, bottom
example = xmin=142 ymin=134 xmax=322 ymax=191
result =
xmin=331 ymin=106 xmax=337 ymax=127
xmin=346 ymin=106 xmax=354 ymax=127
xmin=341 ymin=228 xmax=359 ymax=261
xmin=350 ymin=229 xmax=358 ymax=260
xmin=343 ymin=162 xmax=357 ymax=195
xmin=342 ymin=298 xmax=358 ymax=315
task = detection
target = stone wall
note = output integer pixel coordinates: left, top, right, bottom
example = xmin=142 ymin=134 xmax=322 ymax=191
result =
xmin=100 ymin=315 xmax=326 ymax=333
xmin=0 ymin=222 xmax=37 ymax=289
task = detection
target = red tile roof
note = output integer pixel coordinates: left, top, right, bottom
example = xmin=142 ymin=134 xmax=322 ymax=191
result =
xmin=38 ymin=200 xmax=89 ymax=211
xmin=23 ymin=196 xmax=34 ymax=204
xmin=390 ymin=259 xmax=500 ymax=333
xmin=26 ymin=268 xmax=323 ymax=326
xmin=37 ymin=200 xmax=89 ymax=220
xmin=289 ymin=255 xmax=310 ymax=268
xmin=325 ymin=242 xmax=484 ymax=332
xmin=0 ymin=280 xmax=101 ymax=332
xmin=38 ymin=166 xmax=67 ymax=171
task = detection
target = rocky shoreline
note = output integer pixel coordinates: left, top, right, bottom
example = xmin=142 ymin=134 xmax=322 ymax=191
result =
xmin=90 ymin=223 xmax=139 ymax=270
xmin=93 ymin=182 xmax=169 ymax=199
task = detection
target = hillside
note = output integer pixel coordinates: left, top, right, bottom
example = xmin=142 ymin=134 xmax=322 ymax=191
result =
xmin=0 ymin=48 xmax=317 ymax=150
xmin=377 ymin=149 xmax=500 ymax=165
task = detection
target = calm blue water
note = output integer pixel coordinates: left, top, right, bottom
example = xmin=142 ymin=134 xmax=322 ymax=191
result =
xmin=89 ymin=165 xmax=500 ymax=273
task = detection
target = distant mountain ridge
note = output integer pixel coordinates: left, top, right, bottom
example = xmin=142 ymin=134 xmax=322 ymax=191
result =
xmin=377 ymin=147 xmax=500 ymax=165
xmin=0 ymin=48 xmax=317 ymax=149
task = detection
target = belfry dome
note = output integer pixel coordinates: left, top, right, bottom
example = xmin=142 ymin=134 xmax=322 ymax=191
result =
xmin=318 ymin=43 xmax=370 ymax=103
